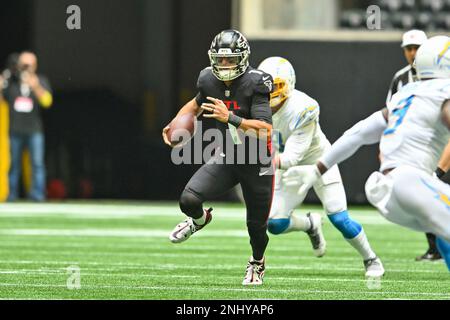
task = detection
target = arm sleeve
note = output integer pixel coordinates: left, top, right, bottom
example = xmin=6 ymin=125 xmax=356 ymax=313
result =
xmin=320 ymin=110 xmax=388 ymax=169
xmin=279 ymin=122 xmax=315 ymax=169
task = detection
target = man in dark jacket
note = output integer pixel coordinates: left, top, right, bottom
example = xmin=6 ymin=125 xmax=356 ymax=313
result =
xmin=0 ymin=51 xmax=53 ymax=202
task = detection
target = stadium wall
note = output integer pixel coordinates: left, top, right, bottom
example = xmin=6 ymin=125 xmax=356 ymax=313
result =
xmin=8 ymin=0 xmax=414 ymax=203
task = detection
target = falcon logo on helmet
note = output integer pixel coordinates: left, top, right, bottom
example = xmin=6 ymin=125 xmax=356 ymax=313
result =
xmin=208 ymin=29 xmax=251 ymax=81
xmin=258 ymin=57 xmax=296 ymax=108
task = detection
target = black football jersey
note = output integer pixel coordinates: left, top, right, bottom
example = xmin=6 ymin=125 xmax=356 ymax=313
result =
xmin=195 ymin=66 xmax=273 ymax=165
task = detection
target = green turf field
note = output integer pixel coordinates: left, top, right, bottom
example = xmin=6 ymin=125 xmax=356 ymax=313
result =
xmin=0 ymin=201 xmax=448 ymax=300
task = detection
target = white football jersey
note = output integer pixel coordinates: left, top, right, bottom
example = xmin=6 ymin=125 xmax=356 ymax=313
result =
xmin=380 ymin=78 xmax=450 ymax=174
xmin=272 ymin=89 xmax=330 ymax=168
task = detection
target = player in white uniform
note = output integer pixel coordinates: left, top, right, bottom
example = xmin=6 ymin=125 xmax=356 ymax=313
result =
xmin=282 ymin=36 xmax=450 ymax=270
xmin=258 ymin=57 xmax=384 ymax=277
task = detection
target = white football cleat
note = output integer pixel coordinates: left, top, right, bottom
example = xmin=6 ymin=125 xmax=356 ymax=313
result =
xmin=306 ymin=212 xmax=327 ymax=257
xmin=169 ymin=208 xmax=212 ymax=243
xmin=364 ymin=256 xmax=385 ymax=278
xmin=242 ymin=257 xmax=265 ymax=286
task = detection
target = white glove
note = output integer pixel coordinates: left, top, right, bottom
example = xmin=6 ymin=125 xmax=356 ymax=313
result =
xmin=282 ymin=165 xmax=321 ymax=196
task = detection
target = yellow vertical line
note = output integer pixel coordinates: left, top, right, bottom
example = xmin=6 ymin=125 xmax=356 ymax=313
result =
xmin=0 ymin=100 xmax=10 ymax=202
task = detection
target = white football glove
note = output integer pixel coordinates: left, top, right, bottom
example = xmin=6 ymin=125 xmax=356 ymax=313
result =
xmin=282 ymin=165 xmax=321 ymax=196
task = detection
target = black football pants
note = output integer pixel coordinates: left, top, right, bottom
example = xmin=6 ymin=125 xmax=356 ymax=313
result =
xmin=179 ymin=157 xmax=274 ymax=261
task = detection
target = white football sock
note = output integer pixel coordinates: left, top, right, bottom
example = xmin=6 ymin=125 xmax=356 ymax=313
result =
xmin=286 ymin=214 xmax=311 ymax=232
xmin=346 ymin=229 xmax=376 ymax=260
xmin=193 ymin=211 xmax=206 ymax=225
xmin=251 ymin=256 xmax=264 ymax=263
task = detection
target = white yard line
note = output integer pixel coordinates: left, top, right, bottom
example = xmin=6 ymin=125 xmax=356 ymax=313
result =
xmin=0 ymin=226 xmax=401 ymax=237
xmin=0 ymin=204 xmax=239 ymax=216
xmin=0 ymin=260 xmax=444 ymax=274
xmin=0 ymin=241 xmax=429 ymax=256
xmin=0 ymin=283 xmax=448 ymax=298
xmin=0 ymin=203 xmax=389 ymax=224
xmin=0 ymin=228 xmax=249 ymax=237
xmin=0 ymin=269 xmax=448 ymax=284
xmin=0 ymin=247 xmax=447 ymax=270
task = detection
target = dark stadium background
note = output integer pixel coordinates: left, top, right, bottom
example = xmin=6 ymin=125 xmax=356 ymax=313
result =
xmin=0 ymin=0 xmax=414 ymax=203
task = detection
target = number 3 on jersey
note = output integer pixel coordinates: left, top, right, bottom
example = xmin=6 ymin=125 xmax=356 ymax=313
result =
xmin=384 ymin=95 xmax=414 ymax=136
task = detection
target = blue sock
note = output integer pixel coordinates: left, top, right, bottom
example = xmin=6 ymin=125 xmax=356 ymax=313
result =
xmin=436 ymin=237 xmax=450 ymax=271
xmin=328 ymin=210 xmax=362 ymax=239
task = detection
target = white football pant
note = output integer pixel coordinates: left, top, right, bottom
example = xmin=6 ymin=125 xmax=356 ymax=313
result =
xmin=366 ymin=165 xmax=450 ymax=242
xmin=270 ymin=164 xmax=347 ymax=219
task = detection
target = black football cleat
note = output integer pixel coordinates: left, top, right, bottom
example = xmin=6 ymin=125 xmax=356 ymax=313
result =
xmin=415 ymin=249 xmax=442 ymax=261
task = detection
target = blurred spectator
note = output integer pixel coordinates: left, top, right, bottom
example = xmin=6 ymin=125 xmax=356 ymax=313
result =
xmin=0 ymin=51 xmax=53 ymax=202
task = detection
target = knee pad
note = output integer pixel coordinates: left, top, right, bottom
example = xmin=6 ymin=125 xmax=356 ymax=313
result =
xmin=316 ymin=182 xmax=347 ymax=213
xmin=179 ymin=189 xmax=203 ymax=217
xmin=267 ymin=218 xmax=290 ymax=235
xmin=328 ymin=210 xmax=362 ymax=239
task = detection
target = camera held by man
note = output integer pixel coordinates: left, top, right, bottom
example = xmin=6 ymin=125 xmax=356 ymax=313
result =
xmin=0 ymin=51 xmax=53 ymax=202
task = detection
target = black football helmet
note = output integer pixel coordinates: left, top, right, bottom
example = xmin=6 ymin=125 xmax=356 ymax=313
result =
xmin=208 ymin=29 xmax=251 ymax=81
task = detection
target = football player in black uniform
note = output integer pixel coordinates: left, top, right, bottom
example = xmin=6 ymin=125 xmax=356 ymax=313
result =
xmin=162 ymin=30 xmax=274 ymax=285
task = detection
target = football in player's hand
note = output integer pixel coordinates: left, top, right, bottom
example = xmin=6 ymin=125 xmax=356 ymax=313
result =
xmin=168 ymin=112 xmax=197 ymax=147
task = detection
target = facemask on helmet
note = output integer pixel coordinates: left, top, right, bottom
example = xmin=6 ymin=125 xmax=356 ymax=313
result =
xmin=415 ymin=35 xmax=450 ymax=80
xmin=208 ymin=30 xmax=250 ymax=81
xmin=257 ymin=57 xmax=296 ymax=108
